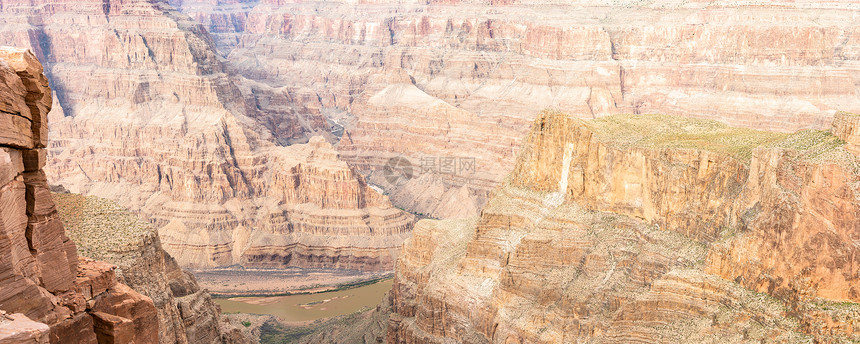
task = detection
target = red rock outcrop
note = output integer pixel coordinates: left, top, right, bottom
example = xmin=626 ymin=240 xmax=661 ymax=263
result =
xmin=171 ymin=0 xmax=860 ymax=219
xmin=52 ymin=193 xmax=252 ymax=344
xmin=0 ymin=311 xmax=50 ymax=344
xmin=388 ymin=111 xmax=860 ymax=343
xmin=0 ymin=0 xmax=413 ymax=271
xmin=0 ymin=47 xmax=159 ymax=344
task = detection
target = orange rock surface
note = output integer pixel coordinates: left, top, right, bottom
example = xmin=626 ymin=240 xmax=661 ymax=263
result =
xmin=389 ymin=111 xmax=860 ymax=343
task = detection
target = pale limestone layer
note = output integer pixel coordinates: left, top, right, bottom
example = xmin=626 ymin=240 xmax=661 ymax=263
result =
xmin=172 ymin=0 xmax=860 ymax=219
xmin=389 ymin=112 xmax=860 ymax=343
xmin=0 ymin=0 xmax=414 ymax=270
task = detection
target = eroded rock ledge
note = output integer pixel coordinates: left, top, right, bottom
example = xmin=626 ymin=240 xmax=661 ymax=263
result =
xmin=0 ymin=48 xmax=158 ymax=343
xmin=389 ymin=111 xmax=860 ymax=343
xmin=52 ymin=192 xmax=251 ymax=344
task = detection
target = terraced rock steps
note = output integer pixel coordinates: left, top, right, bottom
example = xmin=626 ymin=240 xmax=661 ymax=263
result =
xmin=389 ymin=111 xmax=860 ymax=343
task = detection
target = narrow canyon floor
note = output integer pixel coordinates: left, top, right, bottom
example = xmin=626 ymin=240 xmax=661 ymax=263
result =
xmin=193 ymin=267 xmax=390 ymax=297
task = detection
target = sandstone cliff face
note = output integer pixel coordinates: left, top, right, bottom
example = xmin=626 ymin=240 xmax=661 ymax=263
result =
xmin=52 ymin=193 xmax=251 ymax=344
xmin=154 ymin=136 xmax=414 ymax=270
xmin=388 ymin=111 xmax=860 ymax=343
xmin=170 ymin=0 xmax=860 ymax=219
xmin=833 ymin=112 xmax=860 ymax=155
xmin=0 ymin=47 xmax=158 ymax=344
xmin=0 ymin=0 xmax=413 ymax=270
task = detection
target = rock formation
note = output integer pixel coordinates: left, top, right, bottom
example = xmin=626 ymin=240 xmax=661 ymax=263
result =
xmin=0 ymin=47 xmax=158 ymax=344
xmin=833 ymin=112 xmax=860 ymax=155
xmin=153 ymin=136 xmax=414 ymax=269
xmin=388 ymin=111 xmax=860 ymax=343
xmin=52 ymin=193 xmax=252 ymax=344
xmin=170 ymin=0 xmax=860 ymax=219
xmin=0 ymin=0 xmax=413 ymax=270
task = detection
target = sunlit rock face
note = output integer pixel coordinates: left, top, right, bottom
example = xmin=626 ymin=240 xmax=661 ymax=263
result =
xmin=0 ymin=0 xmax=414 ymax=270
xmin=388 ymin=111 xmax=860 ymax=343
xmin=170 ymin=0 xmax=860 ymax=219
xmin=52 ymin=192 xmax=252 ymax=344
xmin=0 ymin=47 xmax=159 ymax=344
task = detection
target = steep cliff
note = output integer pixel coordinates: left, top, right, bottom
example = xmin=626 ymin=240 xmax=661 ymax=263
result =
xmin=52 ymin=192 xmax=251 ymax=344
xmin=171 ymin=0 xmax=860 ymax=219
xmin=0 ymin=0 xmax=413 ymax=271
xmin=0 ymin=47 xmax=158 ymax=344
xmin=388 ymin=111 xmax=860 ymax=343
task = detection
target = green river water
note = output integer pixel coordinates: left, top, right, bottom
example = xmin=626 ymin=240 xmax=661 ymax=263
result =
xmin=214 ymin=279 xmax=392 ymax=322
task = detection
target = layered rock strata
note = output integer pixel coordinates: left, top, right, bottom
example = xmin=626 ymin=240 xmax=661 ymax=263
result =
xmin=0 ymin=0 xmax=413 ymax=270
xmin=388 ymin=111 xmax=860 ymax=343
xmin=0 ymin=47 xmax=158 ymax=344
xmin=154 ymin=136 xmax=414 ymax=269
xmin=833 ymin=112 xmax=860 ymax=155
xmin=52 ymin=193 xmax=251 ymax=344
xmin=172 ymin=0 xmax=860 ymax=219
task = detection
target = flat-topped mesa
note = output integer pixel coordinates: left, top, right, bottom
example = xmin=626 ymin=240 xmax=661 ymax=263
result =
xmin=512 ymin=111 xmax=860 ymax=301
xmin=511 ymin=111 xmax=779 ymax=242
xmin=0 ymin=48 xmax=159 ymax=344
xmin=389 ymin=111 xmax=860 ymax=343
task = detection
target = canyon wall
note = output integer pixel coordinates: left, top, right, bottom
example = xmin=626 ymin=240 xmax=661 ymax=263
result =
xmin=172 ymin=0 xmax=860 ymax=219
xmin=0 ymin=0 xmax=413 ymax=270
xmin=52 ymin=193 xmax=251 ymax=344
xmin=388 ymin=111 xmax=860 ymax=343
xmin=0 ymin=47 xmax=158 ymax=344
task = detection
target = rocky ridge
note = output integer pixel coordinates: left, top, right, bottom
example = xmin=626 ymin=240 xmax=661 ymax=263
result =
xmin=388 ymin=111 xmax=860 ymax=343
xmin=172 ymin=0 xmax=860 ymax=219
xmin=0 ymin=47 xmax=158 ymax=344
xmin=0 ymin=0 xmax=414 ymax=271
xmin=52 ymin=192 xmax=251 ymax=344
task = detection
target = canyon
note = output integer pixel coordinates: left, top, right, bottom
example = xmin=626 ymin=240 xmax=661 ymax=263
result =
xmin=1 ymin=0 xmax=856 ymax=271
xmin=389 ymin=111 xmax=860 ymax=343
xmin=0 ymin=0 xmax=414 ymax=272
xmin=172 ymin=0 xmax=860 ymax=219
xmin=2 ymin=0 xmax=860 ymax=343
